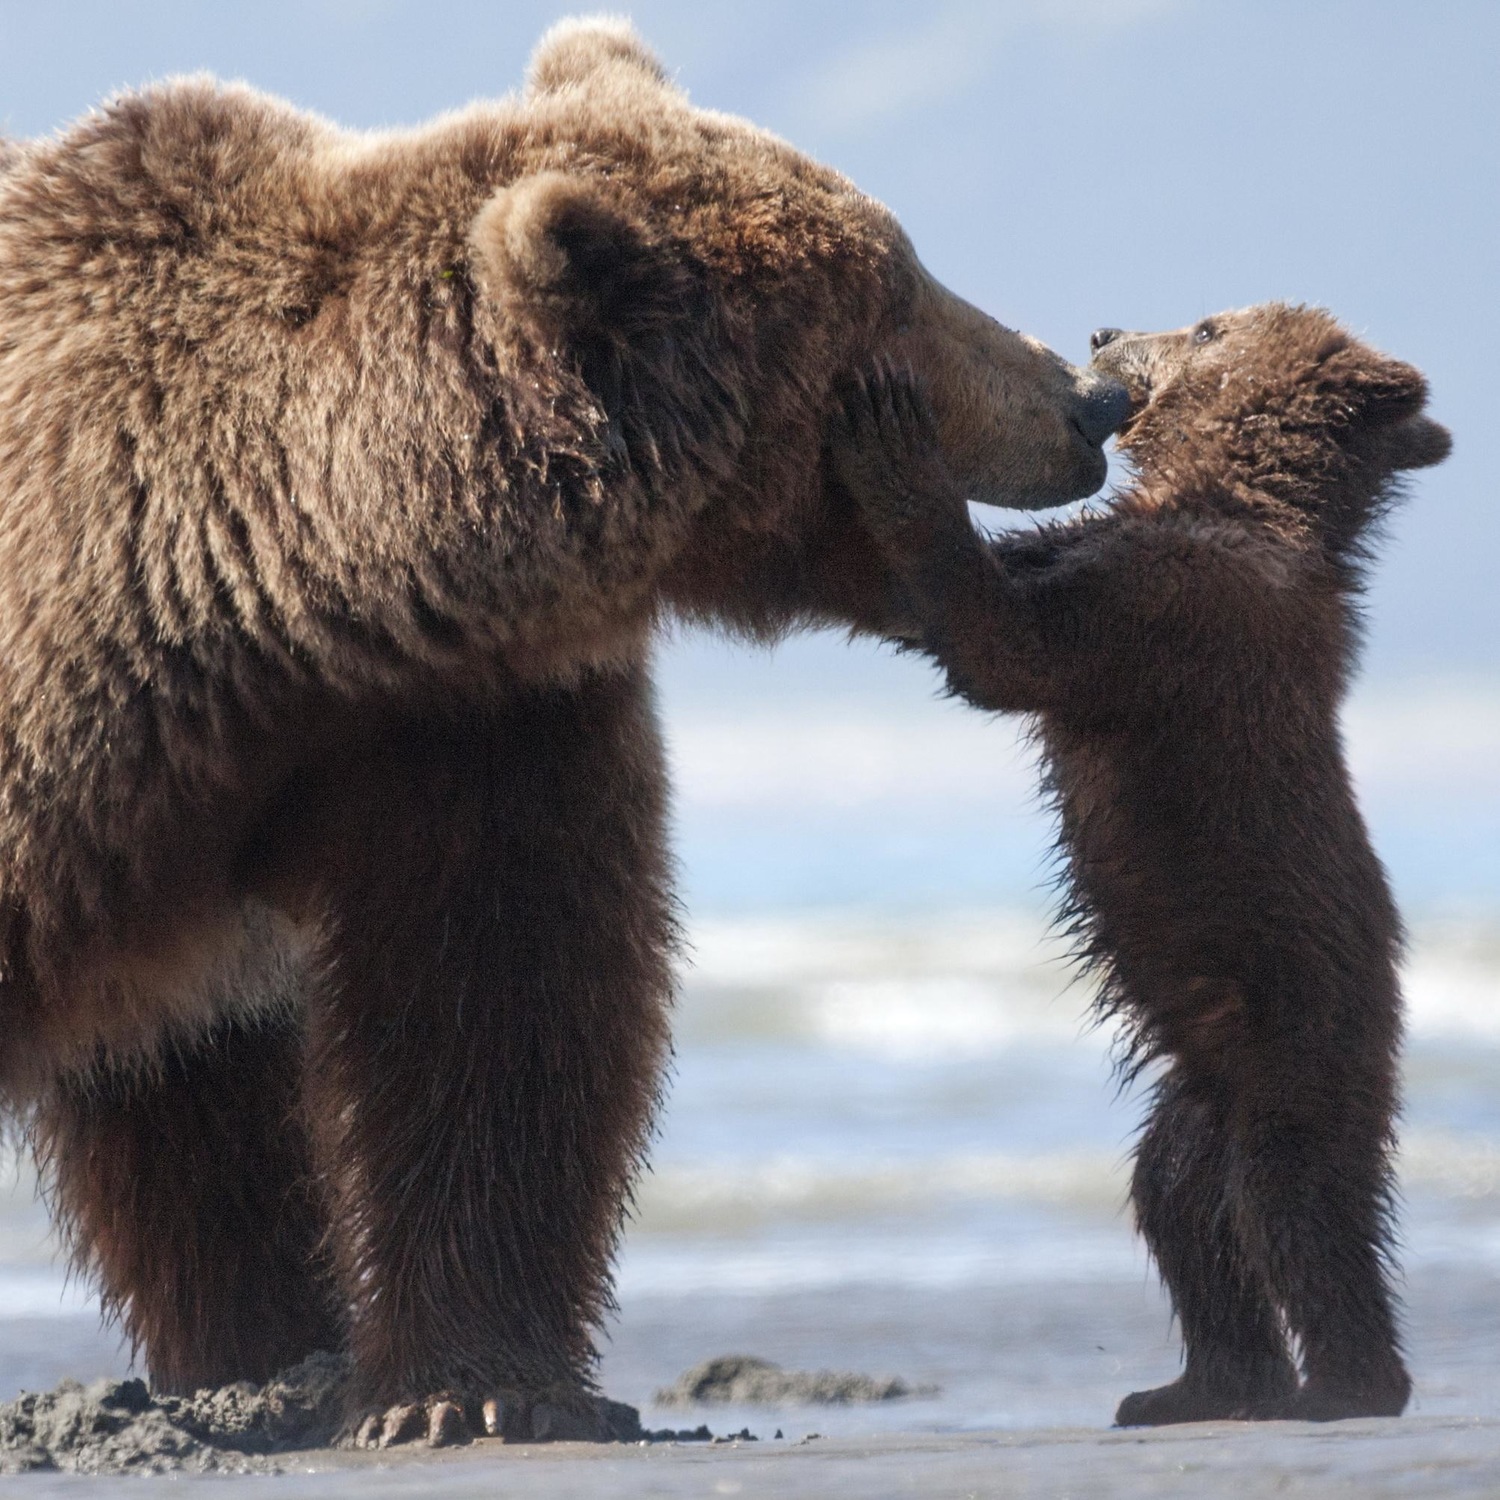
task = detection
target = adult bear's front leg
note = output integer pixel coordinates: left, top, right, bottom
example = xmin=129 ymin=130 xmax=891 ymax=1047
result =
xmin=286 ymin=665 xmax=674 ymax=1444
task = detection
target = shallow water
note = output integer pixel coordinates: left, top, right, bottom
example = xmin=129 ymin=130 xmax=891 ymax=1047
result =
xmin=4 ymin=907 xmax=1500 ymax=1460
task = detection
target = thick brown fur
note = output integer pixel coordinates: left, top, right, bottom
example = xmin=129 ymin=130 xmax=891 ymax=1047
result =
xmin=833 ymin=304 xmax=1451 ymax=1426
xmin=0 ymin=21 xmax=1124 ymax=1437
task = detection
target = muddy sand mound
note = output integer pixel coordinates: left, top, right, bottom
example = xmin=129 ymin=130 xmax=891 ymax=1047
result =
xmin=0 ymin=1354 xmax=761 ymax=1475
xmin=0 ymin=1352 xmax=350 ymax=1474
xmin=655 ymin=1355 xmax=932 ymax=1407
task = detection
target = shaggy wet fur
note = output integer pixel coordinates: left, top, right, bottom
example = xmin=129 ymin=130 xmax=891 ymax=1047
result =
xmin=0 ymin=20 xmax=1122 ymax=1436
xmin=833 ymin=304 xmax=1450 ymax=1425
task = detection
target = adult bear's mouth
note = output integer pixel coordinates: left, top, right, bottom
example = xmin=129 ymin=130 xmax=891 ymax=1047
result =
xmin=1063 ymin=419 xmax=1112 ymax=496
xmin=1054 ymin=375 xmax=1130 ymax=494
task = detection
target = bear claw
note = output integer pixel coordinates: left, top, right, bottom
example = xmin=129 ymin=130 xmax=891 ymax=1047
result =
xmin=347 ymin=1395 xmax=472 ymax=1450
xmin=347 ymin=1390 xmax=642 ymax=1449
xmin=829 ymin=361 xmax=960 ymax=543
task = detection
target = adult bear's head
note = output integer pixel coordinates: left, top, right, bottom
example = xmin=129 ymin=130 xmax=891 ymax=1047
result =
xmin=468 ymin=19 xmax=1126 ymax=636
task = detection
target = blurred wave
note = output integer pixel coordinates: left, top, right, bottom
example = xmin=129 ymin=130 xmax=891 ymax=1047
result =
xmin=0 ymin=904 xmax=1497 ymax=1350
xmin=677 ymin=909 xmax=1500 ymax=1051
xmin=663 ymin=672 xmax=1500 ymax=915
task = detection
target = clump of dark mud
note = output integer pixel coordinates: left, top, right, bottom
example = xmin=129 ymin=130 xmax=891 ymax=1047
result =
xmin=654 ymin=1355 xmax=933 ymax=1408
xmin=0 ymin=1351 xmax=348 ymax=1475
xmin=0 ymin=1353 xmax=759 ymax=1473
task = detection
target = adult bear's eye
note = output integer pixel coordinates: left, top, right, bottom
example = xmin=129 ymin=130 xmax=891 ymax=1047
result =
xmin=1193 ymin=322 xmax=1218 ymax=345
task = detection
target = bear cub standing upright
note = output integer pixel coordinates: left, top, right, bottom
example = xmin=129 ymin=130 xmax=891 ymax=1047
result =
xmin=834 ymin=304 xmax=1450 ymax=1424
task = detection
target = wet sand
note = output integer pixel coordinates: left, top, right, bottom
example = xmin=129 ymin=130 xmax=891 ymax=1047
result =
xmin=296 ymin=1418 xmax=1500 ymax=1499
xmin=8 ymin=1416 xmax=1495 ymax=1498
xmin=8 ymin=1270 xmax=1500 ymax=1491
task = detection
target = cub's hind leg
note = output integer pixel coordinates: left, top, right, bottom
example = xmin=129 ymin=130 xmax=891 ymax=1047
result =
xmin=35 ymin=1010 xmax=340 ymax=1394
xmin=1116 ymin=1072 xmax=1297 ymax=1425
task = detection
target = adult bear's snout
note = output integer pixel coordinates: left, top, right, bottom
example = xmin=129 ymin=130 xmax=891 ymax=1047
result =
xmin=1090 ymin=327 xmax=1124 ymax=354
xmin=1072 ymin=375 xmax=1132 ymax=445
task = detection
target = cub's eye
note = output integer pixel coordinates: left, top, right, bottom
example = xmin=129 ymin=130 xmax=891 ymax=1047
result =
xmin=1193 ymin=322 xmax=1218 ymax=346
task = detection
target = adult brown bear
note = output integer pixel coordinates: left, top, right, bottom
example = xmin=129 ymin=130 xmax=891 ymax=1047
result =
xmin=834 ymin=305 xmax=1449 ymax=1425
xmin=0 ymin=20 xmax=1125 ymax=1441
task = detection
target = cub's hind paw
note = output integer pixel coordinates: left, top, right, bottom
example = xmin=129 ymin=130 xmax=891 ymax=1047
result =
xmin=1115 ymin=1367 xmax=1297 ymax=1427
xmin=1277 ymin=1374 xmax=1411 ymax=1422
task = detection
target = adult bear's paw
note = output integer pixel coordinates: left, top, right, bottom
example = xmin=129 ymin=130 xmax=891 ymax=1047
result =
xmin=347 ymin=1394 xmax=471 ymax=1449
xmin=345 ymin=1388 xmax=643 ymax=1449
xmin=521 ymin=1392 xmax=643 ymax=1443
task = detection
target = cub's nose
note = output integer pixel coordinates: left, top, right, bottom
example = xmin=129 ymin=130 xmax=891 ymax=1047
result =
xmin=1073 ymin=376 xmax=1132 ymax=445
xmin=1090 ymin=327 xmax=1124 ymax=354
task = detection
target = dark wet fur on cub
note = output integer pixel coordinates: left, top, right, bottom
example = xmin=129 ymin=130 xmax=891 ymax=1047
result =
xmin=833 ymin=304 xmax=1451 ymax=1426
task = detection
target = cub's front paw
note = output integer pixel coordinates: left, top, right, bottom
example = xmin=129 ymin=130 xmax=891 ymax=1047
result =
xmin=829 ymin=361 xmax=954 ymax=534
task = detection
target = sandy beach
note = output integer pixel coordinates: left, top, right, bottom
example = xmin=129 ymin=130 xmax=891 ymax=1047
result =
xmin=6 ymin=1416 xmax=1496 ymax=1498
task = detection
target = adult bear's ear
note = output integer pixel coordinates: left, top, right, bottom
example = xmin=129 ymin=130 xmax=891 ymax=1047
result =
xmin=468 ymin=172 xmax=733 ymax=481
xmin=468 ymin=173 xmax=697 ymax=348
xmin=525 ymin=18 xmax=676 ymax=99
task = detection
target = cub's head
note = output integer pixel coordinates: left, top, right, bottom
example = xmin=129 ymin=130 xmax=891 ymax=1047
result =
xmin=1089 ymin=304 xmax=1451 ymax=479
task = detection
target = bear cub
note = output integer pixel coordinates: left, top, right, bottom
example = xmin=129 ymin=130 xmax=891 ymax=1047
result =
xmin=832 ymin=304 xmax=1450 ymax=1424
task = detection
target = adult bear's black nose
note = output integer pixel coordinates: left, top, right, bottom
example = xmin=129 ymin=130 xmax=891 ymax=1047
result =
xmin=1072 ymin=376 xmax=1132 ymax=445
xmin=1090 ymin=327 xmax=1124 ymax=354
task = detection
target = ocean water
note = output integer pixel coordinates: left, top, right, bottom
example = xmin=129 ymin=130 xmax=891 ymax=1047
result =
xmin=3 ymin=636 xmax=1499 ymax=1443
xmin=5 ymin=909 xmax=1500 ymax=1438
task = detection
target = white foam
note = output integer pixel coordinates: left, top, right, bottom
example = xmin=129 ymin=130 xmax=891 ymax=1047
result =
xmin=633 ymin=1149 xmax=1127 ymax=1236
xmin=616 ymin=1231 xmax=1146 ymax=1299
xmin=1403 ymin=927 xmax=1500 ymax=1042
xmin=666 ymin=705 xmax=1038 ymax=813
xmin=680 ymin=910 xmax=1104 ymax=1056
xmin=666 ymin=679 xmax=1500 ymax=818
xmin=1345 ymin=681 xmax=1500 ymax=805
xmin=682 ymin=909 xmax=1500 ymax=1051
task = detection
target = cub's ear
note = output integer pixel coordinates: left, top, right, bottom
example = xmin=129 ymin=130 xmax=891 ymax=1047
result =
xmin=1321 ymin=347 xmax=1431 ymax=426
xmin=1318 ymin=348 xmax=1451 ymax=469
xmin=468 ymin=173 xmax=696 ymax=346
xmin=1383 ymin=414 xmax=1452 ymax=472
xmin=526 ymin=17 xmax=674 ymax=98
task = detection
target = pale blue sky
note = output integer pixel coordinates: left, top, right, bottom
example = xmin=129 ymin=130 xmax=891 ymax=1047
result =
xmin=2 ymin=0 xmax=1492 ymax=681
